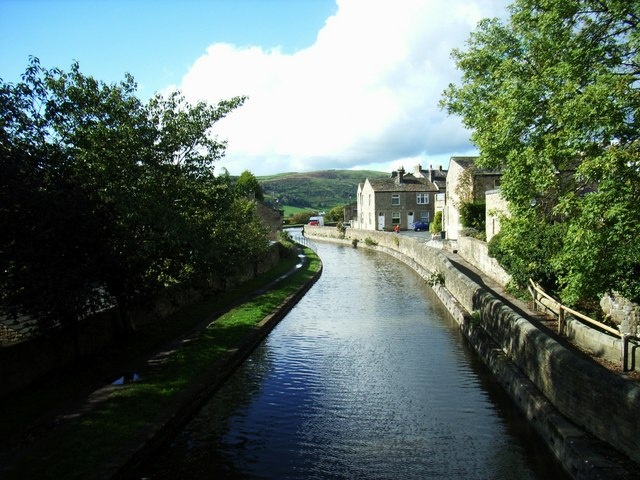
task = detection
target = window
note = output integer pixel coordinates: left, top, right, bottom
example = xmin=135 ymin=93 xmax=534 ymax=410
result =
xmin=436 ymin=193 xmax=445 ymax=201
xmin=420 ymin=212 xmax=430 ymax=222
xmin=416 ymin=193 xmax=429 ymax=204
xmin=392 ymin=194 xmax=400 ymax=205
xmin=392 ymin=212 xmax=400 ymax=225
xmin=368 ymin=194 xmax=372 ymax=206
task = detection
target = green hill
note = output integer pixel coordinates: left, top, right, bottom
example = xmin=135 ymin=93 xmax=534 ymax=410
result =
xmin=258 ymin=169 xmax=388 ymax=212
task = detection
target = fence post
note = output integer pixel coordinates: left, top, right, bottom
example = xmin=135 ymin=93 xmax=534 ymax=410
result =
xmin=558 ymin=306 xmax=565 ymax=335
xmin=622 ymin=334 xmax=630 ymax=372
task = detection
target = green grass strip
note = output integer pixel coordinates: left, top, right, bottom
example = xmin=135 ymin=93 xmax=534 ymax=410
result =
xmin=1 ymin=248 xmax=320 ymax=479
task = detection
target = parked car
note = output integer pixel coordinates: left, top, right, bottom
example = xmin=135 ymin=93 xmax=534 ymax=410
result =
xmin=412 ymin=221 xmax=429 ymax=231
xmin=308 ymin=219 xmax=319 ymax=226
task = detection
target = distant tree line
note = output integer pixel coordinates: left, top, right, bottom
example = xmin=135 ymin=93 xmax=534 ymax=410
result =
xmin=0 ymin=58 xmax=270 ymax=336
xmin=442 ymin=0 xmax=640 ymax=307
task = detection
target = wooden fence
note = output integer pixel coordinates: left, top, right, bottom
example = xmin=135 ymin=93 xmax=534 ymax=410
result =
xmin=528 ymin=279 xmax=639 ymax=371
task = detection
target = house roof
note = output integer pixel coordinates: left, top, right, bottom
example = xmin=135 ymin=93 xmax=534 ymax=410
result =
xmin=367 ymin=173 xmax=439 ymax=192
xmin=449 ymin=156 xmax=502 ymax=175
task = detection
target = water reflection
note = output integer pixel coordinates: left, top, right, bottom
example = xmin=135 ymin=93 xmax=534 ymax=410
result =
xmin=135 ymin=242 xmax=569 ymax=480
xmin=111 ymin=372 xmax=140 ymax=385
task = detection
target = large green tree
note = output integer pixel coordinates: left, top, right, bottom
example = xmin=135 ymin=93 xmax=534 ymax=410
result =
xmin=0 ymin=58 xmax=270 ymax=335
xmin=442 ymin=0 xmax=640 ymax=304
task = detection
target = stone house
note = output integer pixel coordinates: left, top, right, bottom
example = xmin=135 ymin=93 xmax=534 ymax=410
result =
xmin=255 ymin=202 xmax=284 ymax=240
xmin=354 ymin=165 xmax=446 ymax=231
xmin=485 ymin=189 xmax=509 ymax=242
xmin=444 ymin=156 xmax=501 ymax=240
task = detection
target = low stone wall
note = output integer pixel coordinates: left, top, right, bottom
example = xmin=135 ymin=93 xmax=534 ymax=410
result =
xmin=601 ymin=292 xmax=640 ymax=336
xmin=305 ymin=225 xmax=640 ymax=476
xmin=457 ymin=236 xmax=511 ymax=286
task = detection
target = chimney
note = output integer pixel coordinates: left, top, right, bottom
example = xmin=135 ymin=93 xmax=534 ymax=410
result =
xmin=396 ymin=167 xmax=405 ymax=184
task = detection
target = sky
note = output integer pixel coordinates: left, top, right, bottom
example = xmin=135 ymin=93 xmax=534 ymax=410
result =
xmin=1 ymin=0 xmax=510 ymax=176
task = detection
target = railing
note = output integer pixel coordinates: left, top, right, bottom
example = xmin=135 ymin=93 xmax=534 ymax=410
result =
xmin=528 ymin=279 xmax=620 ymax=337
xmin=291 ymin=233 xmax=317 ymax=252
xmin=528 ymin=279 xmax=640 ymax=371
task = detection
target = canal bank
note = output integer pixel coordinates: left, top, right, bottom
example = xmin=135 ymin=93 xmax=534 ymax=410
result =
xmin=0 ymin=248 xmax=322 ymax=480
xmin=304 ymin=226 xmax=639 ymax=480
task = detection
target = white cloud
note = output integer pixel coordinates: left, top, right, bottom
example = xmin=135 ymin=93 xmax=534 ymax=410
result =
xmin=177 ymin=0 xmax=509 ymax=175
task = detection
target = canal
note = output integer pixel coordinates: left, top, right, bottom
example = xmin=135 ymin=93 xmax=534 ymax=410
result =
xmin=135 ymin=240 xmax=569 ymax=479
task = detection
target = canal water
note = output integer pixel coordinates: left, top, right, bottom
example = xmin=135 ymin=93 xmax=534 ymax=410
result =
xmin=136 ymin=241 xmax=569 ymax=479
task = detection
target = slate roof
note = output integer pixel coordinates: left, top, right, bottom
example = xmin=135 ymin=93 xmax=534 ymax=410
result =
xmin=450 ymin=156 xmax=502 ymax=175
xmin=368 ymin=173 xmax=439 ymax=192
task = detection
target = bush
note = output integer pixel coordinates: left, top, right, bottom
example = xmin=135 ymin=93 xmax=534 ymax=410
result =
xmin=459 ymin=201 xmax=486 ymax=231
xmin=430 ymin=211 xmax=443 ymax=234
xmin=459 ymin=227 xmax=486 ymax=241
xmin=488 ymin=218 xmax=564 ymax=292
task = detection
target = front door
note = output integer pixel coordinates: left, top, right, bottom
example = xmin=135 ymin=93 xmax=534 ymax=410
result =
xmin=407 ymin=211 xmax=414 ymax=227
xmin=378 ymin=213 xmax=385 ymax=230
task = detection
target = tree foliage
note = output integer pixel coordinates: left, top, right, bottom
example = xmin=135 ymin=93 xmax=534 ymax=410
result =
xmin=442 ymin=0 xmax=640 ymax=304
xmin=325 ymin=205 xmax=345 ymax=222
xmin=459 ymin=201 xmax=486 ymax=231
xmin=430 ymin=211 xmax=443 ymax=234
xmin=235 ymin=170 xmax=264 ymax=201
xmin=0 ymin=58 xmax=270 ymax=334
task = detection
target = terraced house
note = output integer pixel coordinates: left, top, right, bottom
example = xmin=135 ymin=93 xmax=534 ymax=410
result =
xmin=354 ymin=165 xmax=446 ymax=231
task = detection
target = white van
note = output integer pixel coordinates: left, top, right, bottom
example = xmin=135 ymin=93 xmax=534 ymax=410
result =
xmin=308 ymin=216 xmax=325 ymax=226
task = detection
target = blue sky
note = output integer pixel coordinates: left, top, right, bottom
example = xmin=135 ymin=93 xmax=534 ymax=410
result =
xmin=1 ymin=0 xmax=510 ymax=176
xmin=1 ymin=0 xmax=336 ymax=98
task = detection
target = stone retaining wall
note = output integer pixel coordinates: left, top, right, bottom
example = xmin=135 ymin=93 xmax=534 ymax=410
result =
xmin=456 ymin=236 xmax=511 ymax=286
xmin=305 ymin=225 xmax=640 ymax=476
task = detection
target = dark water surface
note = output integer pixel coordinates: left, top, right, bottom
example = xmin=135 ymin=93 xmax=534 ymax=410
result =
xmin=136 ymin=241 xmax=569 ymax=479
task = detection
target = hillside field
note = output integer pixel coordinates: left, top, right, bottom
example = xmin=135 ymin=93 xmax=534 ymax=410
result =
xmin=258 ymin=169 xmax=387 ymax=213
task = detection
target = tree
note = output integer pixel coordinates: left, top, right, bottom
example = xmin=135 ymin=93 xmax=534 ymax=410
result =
xmin=430 ymin=211 xmax=443 ymax=234
xmin=235 ymin=170 xmax=264 ymax=201
xmin=325 ymin=205 xmax=345 ymax=222
xmin=0 ymin=58 xmax=262 ymax=337
xmin=441 ymin=0 xmax=640 ymax=304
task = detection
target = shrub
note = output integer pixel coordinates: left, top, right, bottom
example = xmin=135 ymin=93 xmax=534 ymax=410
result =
xmin=459 ymin=201 xmax=486 ymax=231
xmin=430 ymin=211 xmax=443 ymax=234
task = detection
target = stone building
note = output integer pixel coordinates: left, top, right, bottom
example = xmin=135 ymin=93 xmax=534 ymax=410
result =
xmin=354 ymin=165 xmax=446 ymax=231
xmin=444 ymin=156 xmax=501 ymax=240
xmin=485 ymin=189 xmax=509 ymax=242
xmin=255 ymin=202 xmax=284 ymax=240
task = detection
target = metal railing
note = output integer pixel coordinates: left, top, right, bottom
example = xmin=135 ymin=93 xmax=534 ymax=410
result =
xmin=291 ymin=233 xmax=317 ymax=252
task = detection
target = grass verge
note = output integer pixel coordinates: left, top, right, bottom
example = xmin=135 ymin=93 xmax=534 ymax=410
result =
xmin=0 ymin=247 xmax=321 ymax=480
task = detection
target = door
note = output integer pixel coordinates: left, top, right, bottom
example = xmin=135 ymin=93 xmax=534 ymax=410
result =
xmin=378 ymin=213 xmax=385 ymax=230
xmin=407 ymin=211 xmax=414 ymax=227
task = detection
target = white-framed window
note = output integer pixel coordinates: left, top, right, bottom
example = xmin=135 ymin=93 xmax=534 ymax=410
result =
xmin=416 ymin=193 xmax=429 ymax=204
xmin=392 ymin=211 xmax=400 ymax=225
xmin=392 ymin=194 xmax=400 ymax=205
xmin=368 ymin=194 xmax=372 ymax=206
xmin=436 ymin=193 xmax=445 ymax=201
